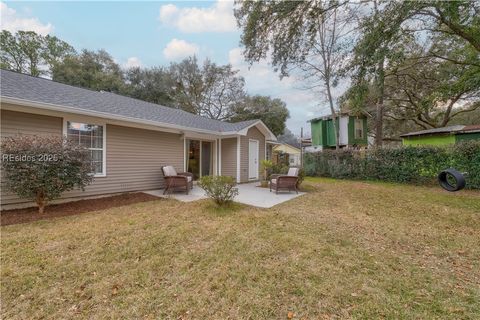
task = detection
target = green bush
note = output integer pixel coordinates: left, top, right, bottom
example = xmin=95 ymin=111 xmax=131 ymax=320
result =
xmin=297 ymin=167 xmax=306 ymax=187
xmin=1 ymin=135 xmax=94 ymax=213
xmin=198 ymin=175 xmax=239 ymax=206
xmin=304 ymin=141 xmax=480 ymax=189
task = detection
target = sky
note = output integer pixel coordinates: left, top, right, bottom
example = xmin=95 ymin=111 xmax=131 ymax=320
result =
xmin=0 ymin=0 xmax=333 ymax=136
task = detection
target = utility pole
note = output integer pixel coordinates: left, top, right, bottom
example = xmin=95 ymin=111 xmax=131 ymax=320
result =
xmin=300 ymin=127 xmax=304 ymax=168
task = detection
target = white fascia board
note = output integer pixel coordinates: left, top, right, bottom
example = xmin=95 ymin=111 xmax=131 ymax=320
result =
xmin=236 ymin=120 xmax=277 ymax=141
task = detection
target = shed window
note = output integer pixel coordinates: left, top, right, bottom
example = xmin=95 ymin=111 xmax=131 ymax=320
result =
xmin=354 ymin=119 xmax=364 ymax=139
xmin=66 ymin=121 xmax=105 ymax=175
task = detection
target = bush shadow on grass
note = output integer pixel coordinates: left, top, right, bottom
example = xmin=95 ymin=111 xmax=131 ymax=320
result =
xmin=203 ymin=200 xmax=246 ymax=216
xmin=298 ymin=182 xmax=319 ymax=193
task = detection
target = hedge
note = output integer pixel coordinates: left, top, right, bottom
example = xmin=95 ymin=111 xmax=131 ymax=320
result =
xmin=304 ymin=141 xmax=480 ymax=189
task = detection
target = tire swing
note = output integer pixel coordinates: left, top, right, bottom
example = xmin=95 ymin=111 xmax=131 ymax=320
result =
xmin=438 ymin=168 xmax=466 ymax=192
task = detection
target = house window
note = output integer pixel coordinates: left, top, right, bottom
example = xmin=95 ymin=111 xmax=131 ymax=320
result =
xmin=66 ymin=121 xmax=105 ymax=175
xmin=354 ymin=119 xmax=364 ymax=139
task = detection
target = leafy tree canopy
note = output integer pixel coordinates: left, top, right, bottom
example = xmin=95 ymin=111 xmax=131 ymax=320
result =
xmin=168 ymin=56 xmax=246 ymax=120
xmin=0 ymin=30 xmax=75 ymax=77
xmin=52 ymin=49 xmax=125 ymax=93
xmin=230 ymin=95 xmax=290 ymax=136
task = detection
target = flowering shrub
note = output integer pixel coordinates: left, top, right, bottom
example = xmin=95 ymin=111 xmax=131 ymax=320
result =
xmin=1 ymin=135 xmax=94 ymax=213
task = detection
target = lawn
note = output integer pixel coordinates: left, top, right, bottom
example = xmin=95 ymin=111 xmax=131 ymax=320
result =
xmin=1 ymin=178 xmax=479 ymax=319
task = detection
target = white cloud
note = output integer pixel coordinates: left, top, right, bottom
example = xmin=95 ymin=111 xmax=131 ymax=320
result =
xmin=124 ymin=57 xmax=143 ymax=69
xmin=0 ymin=2 xmax=53 ymax=35
xmin=158 ymin=0 xmax=236 ymax=33
xmin=163 ymin=39 xmax=199 ymax=60
xmin=228 ymin=48 xmax=325 ymax=135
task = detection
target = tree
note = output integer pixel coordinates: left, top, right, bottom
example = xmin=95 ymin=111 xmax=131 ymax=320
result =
xmin=277 ymin=128 xmax=300 ymax=148
xmin=123 ymin=66 xmax=175 ymax=106
xmin=0 ymin=30 xmax=75 ymax=77
xmin=230 ymin=95 xmax=289 ymax=136
xmin=42 ymin=34 xmax=76 ymax=71
xmin=384 ymin=43 xmax=480 ymax=129
xmin=169 ymin=57 xmax=246 ymax=120
xmin=235 ymin=0 xmax=353 ymax=149
xmin=344 ymin=0 xmax=480 ymax=142
xmin=52 ymin=49 xmax=125 ymax=92
xmin=1 ymin=135 xmax=94 ymax=214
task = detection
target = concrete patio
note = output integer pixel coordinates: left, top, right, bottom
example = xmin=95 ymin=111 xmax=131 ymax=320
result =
xmin=144 ymin=182 xmax=305 ymax=208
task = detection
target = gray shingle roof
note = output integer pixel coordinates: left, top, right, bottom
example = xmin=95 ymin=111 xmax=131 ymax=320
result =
xmin=0 ymin=69 xmax=259 ymax=134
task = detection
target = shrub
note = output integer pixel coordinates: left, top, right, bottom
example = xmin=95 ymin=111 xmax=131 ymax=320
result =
xmin=260 ymin=159 xmax=273 ymax=181
xmin=198 ymin=175 xmax=239 ymax=206
xmin=1 ymin=135 xmax=94 ymax=213
xmin=297 ymin=167 xmax=305 ymax=187
xmin=303 ymin=141 xmax=480 ymax=189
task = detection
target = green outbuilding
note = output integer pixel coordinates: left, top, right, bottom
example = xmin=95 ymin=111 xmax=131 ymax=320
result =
xmin=400 ymin=125 xmax=480 ymax=146
xmin=310 ymin=114 xmax=368 ymax=149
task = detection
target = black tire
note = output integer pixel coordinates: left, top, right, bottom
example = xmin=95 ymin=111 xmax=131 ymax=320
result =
xmin=438 ymin=168 xmax=466 ymax=192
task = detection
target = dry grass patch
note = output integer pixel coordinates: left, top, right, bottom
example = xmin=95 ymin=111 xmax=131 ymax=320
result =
xmin=1 ymin=178 xmax=479 ymax=319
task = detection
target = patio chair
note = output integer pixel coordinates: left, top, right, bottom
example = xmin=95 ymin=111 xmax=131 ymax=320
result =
xmin=161 ymin=166 xmax=193 ymax=195
xmin=269 ymin=167 xmax=299 ymax=194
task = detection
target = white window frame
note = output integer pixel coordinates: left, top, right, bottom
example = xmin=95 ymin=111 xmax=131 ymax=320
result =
xmin=63 ymin=118 xmax=107 ymax=177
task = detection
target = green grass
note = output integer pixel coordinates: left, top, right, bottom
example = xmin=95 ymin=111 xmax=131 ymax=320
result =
xmin=2 ymin=178 xmax=479 ymax=319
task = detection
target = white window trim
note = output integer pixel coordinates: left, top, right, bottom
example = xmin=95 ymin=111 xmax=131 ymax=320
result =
xmin=63 ymin=118 xmax=107 ymax=177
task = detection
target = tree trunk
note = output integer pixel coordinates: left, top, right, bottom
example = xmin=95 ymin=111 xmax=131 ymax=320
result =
xmin=326 ymin=80 xmax=340 ymax=150
xmin=375 ymin=57 xmax=385 ymax=147
xmin=36 ymin=191 xmax=46 ymax=214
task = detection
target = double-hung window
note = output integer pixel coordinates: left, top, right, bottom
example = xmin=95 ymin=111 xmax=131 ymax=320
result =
xmin=66 ymin=121 xmax=105 ymax=176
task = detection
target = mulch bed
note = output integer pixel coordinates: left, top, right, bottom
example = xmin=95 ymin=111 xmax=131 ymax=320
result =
xmin=1 ymin=193 xmax=160 ymax=226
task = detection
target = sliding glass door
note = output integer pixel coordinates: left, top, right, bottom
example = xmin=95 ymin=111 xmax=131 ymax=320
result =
xmin=186 ymin=139 xmax=213 ymax=180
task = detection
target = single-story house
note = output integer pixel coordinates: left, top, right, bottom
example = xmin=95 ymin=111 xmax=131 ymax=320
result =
xmin=0 ymin=70 xmax=276 ymax=208
xmin=273 ymin=143 xmax=301 ymax=166
xmin=400 ymin=125 xmax=480 ymax=146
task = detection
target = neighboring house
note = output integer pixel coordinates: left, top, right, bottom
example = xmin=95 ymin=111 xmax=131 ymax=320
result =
xmin=0 ymin=70 xmax=276 ymax=208
xmin=310 ymin=114 xmax=367 ymax=149
xmin=400 ymin=125 xmax=480 ymax=146
xmin=273 ymin=143 xmax=301 ymax=166
xmin=265 ymin=141 xmax=280 ymax=162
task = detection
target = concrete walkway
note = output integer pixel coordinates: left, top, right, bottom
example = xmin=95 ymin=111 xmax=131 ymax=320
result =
xmin=144 ymin=182 xmax=305 ymax=208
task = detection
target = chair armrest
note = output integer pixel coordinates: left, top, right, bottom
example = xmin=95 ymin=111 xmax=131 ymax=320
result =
xmin=177 ymin=172 xmax=193 ymax=177
xmin=166 ymin=175 xmax=188 ymax=182
xmin=270 ymin=174 xmax=281 ymax=180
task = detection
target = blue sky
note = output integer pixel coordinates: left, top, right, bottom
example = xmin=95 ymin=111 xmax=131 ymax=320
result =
xmin=1 ymin=1 xmax=330 ymax=135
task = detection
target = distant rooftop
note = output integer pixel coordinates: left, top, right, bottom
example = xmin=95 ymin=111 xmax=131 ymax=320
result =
xmin=400 ymin=125 xmax=480 ymax=137
xmin=309 ymin=112 xmax=364 ymax=122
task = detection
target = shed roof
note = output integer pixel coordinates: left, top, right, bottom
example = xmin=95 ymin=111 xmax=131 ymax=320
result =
xmin=400 ymin=125 xmax=480 ymax=138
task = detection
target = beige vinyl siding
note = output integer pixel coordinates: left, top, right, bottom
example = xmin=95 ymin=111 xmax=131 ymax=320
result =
xmin=1 ymin=110 xmax=183 ymax=207
xmin=240 ymin=126 xmax=265 ymax=182
xmin=220 ymin=138 xmax=237 ymax=179
xmin=1 ymin=109 xmax=63 ymax=136
xmin=1 ymin=110 xmax=64 ymax=205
